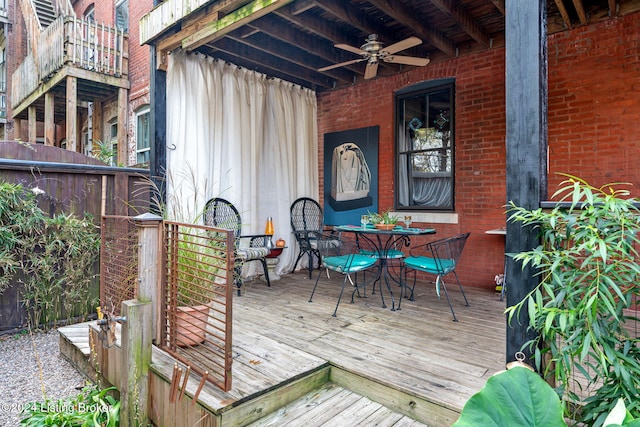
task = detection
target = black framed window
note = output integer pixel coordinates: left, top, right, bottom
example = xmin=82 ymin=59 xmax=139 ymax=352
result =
xmin=396 ymin=79 xmax=454 ymax=211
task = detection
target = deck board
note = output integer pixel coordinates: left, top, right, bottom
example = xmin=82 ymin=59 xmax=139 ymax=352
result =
xmin=236 ymin=272 xmax=506 ymax=413
xmin=60 ymin=271 xmax=506 ymax=425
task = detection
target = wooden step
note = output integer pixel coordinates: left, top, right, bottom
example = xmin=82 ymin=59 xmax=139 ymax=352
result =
xmin=245 ymin=382 xmax=428 ymax=427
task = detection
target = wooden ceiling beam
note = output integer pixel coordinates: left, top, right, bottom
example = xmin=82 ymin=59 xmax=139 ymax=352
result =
xmin=204 ymin=47 xmax=329 ymax=90
xmin=427 ymin=0 xmax=491 ymax=46
xmin=572 ymin=0 xmax=588 ymax=24
xmin=367 ymin=0 xmax=457 ymax=56
xmin=489 ymin=0 xmax=505 ymax=15
xmin=208 ymin=37 xmax=334 ymax=88
xmin=272 ymin=7 xmax=397 ymax=73
xmin=247 ymin=17 xmax=360 ymax=78
xmin=226 ymin=27 xmax=354 ymax=83
xmin=290 ymin=0 xmax=316 ymax=15
xmin=182 ymin=0 xmax=294 ymax=51
xmin=554 ymin=0 xmax=573 ymax=29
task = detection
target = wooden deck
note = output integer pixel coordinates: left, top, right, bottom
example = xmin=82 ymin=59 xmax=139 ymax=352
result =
xmin=237 ymin=271 xmax=506 ymax=414
xmin=60 ymin=270 xmax=506 ymax=426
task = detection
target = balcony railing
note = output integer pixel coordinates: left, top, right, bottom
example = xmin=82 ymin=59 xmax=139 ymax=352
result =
xmin=11 ymin=15 xmax=128 ymax=109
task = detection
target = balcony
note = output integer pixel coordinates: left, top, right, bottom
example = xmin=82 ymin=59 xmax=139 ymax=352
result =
xmin=11 ymin=15 xmax=129 ymax=120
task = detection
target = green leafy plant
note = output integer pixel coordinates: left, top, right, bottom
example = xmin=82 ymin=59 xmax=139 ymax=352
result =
xmin=91 ymin=140 xmax=117 ymax=166
xmin=0 ymin=181 xmax=100 ymax=327
xmin=453 ymin=367 xmax=567 ymax=427
xmin=453 ymin=368 xmax=640 ymax=427
xmin=602 ymin=399 xmax=640 ymax=427
xmin=506 ymin=175 xmax=640 ymax=425
xmin=367 ymin=209 xmax=399 ymax=225
xmin=21 ymin=385 xmax=120 ymax=426
xmin=173 ymin=228 xmax=226 ymax=307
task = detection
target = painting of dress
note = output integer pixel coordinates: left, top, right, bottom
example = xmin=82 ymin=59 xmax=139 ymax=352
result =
xmin=323 ymin=126 xmax=379 ymax=225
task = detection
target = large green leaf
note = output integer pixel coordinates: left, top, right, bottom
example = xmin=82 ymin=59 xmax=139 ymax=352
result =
xmin=452 ymin=367 xmax=567 ymax=427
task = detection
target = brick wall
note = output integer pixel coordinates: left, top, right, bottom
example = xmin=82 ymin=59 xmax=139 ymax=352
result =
xmin=317 ymin=12 xmax=640 ymax=291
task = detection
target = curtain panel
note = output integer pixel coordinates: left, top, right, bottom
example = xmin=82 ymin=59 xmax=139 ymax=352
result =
xmin=166 ymin=51 xmax=319 ymax=276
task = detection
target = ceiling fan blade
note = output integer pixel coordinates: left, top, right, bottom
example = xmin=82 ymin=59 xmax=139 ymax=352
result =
xmin=364 ymin=62 xmax=379 ymax=79
xmin=334 ymin=43 xmax=367 ymax=55
xmin=318 ymin=58 xmax=366 ymax=72
xmin=383 ymin=55 xmax=430 ymax=67
xmin=383 ymin=36 xmax=422 ymax=55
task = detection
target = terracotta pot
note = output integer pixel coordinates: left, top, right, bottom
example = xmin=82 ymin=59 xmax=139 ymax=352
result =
xmin=176 ymin=304 xmax=209 ymax=347
xmin=374 ymin=223 xmax=395 ymax=231
xmin=276 ymin=238 xmax=286 ymax=247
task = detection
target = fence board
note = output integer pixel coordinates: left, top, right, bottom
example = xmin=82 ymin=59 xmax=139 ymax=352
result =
xmin=0 ymin=141 xmax=151 ymax=333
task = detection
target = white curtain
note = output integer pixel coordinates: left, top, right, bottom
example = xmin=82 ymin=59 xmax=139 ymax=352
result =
xmin=166 ymin=51 xmax=318 ymax=276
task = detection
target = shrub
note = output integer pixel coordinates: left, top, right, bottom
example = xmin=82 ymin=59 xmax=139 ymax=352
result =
xmin=0 ymin=181 xmax=100 ymax=328
xmin=506 ymin=175 xmax=640 ymax=425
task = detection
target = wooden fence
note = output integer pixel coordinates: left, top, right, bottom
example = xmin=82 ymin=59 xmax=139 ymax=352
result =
xmin=0 ymin=140 xmax=150 ymax=333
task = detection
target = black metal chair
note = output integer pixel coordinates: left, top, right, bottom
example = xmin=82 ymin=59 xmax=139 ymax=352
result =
xmin=290 ymin=197 xmax=325 ymax=278
xmin=402 ymin=232 xmax=471 ymax=321
xmin=309 ymin=234 xmax=378 ymax=317
xmin=203 ymin=197 xmax=271 ymax=295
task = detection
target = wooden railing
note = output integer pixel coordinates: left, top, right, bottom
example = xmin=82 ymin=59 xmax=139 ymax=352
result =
xmin=162 ymin=221 xmax=234 ymax=392
xmin=11 ymin=15 xmax=128 ymax=109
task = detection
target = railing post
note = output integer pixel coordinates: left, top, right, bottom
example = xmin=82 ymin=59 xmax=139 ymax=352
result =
xmin=121 ymin=299 xmax=152 ymax=427
xmin=134 ymin=213 xmax=163 ymax=345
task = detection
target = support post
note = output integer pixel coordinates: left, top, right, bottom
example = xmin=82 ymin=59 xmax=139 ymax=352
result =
xmin=45 ymin=92 xmax=55 ymax=146
xmin=121 ymin=300 xmax=152 ymax=427
xmin=28 ymin=105 xmax=37 ymax=143
xmin=505 ymin=0 xmax=548 ymax=365
xmin=135 ymin=213 xmax=163 ymax=345
xmin=66 ymin=76 xmax=78 ymax=151
xmin=118 ymin=88 xmax=128 ymax=165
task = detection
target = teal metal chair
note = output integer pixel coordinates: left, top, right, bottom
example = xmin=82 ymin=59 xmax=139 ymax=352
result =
xmin=308 ymin=234 xmax=378 ymax=317
xmin=402 ymin=232 xmax=470 ymax=321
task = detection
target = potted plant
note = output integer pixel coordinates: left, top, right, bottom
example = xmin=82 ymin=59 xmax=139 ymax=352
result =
xmin=368 ymin=209 xmax=399 ymax=230
xmin=173 ymin=228 xmax=225 ymax=347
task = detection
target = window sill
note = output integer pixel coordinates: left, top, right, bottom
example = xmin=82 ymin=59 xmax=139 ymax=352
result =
xmin=391 ymin=211 xmax=458 ymax=224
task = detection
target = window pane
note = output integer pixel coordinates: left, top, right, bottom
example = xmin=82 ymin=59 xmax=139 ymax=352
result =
xmin=136 ymin=108 xmax=150 ymax=166
xmin=396 ymin=83 xmax=454 ymax=210
xmin=116 ymin=0 xmax=129 ymax=32
xmin=137 ymin=111 xmax=150 ymax=150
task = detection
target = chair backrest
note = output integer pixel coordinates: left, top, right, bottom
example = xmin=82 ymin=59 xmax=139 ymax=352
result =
xmin=290 ymin=197 xmax=323 ymax=234
xmin=203 ymin=198 xmax=242 ymax=238
xmin=428 ymin=232 xmax=470 ymax=275
xmin=318 ymin=236 xmax=374 ymax=274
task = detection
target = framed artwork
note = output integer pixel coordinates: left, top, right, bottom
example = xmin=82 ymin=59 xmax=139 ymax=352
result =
xmin=323 ymin=126 xmax=379 ymax=225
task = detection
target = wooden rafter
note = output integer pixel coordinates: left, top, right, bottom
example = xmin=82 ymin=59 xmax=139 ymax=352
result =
xmin=182 ymin=0 xmax=294 ymax=51
xmin=489 ymin=0 xmax=505 ymax=15
xmin=572 ymin=0 xmax=588 ymax=24
xmin=349 ymin=0 xmax=457 ymax=57
xmin=554 ymin=0 xmax=573 ymax=29
xmin=428 ymin=0 xmax=491 ymax=46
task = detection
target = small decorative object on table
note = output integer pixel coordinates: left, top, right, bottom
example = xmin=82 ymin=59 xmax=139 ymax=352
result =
xmin=367 ymin=209 xmax=399 ymax=230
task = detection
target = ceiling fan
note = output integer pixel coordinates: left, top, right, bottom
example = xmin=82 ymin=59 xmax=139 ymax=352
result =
xmin=318 ymin=34 xmax=430 ymax=79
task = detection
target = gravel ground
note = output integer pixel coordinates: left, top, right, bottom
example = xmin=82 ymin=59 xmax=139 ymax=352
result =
xmin=0 ymin=329 xmax=87 ymax=427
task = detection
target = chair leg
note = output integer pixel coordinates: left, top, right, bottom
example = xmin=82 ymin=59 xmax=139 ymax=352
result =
xmin=452 ymin=270 xmax=469 ymax=307
xmin=292 ymin=251 xmax=304 ymax=274
xmin=333 ymin=274 xmax=350 ymax=317
xmin=260 ymin=259 xmax=271 ymax=287
xmin=234 ymin=264 xmax=243 ymax=296
xmin=309 ymin=268 xmax=323 ymax=302
xmin=307 ymin=251 xmax=314 ymax=279
xmin=437 ymin=276 xmax=458 ymax=322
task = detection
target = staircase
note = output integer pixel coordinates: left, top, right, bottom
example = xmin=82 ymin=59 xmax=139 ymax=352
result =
xmin=32 ymin=0 xmax=56 ymax=29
